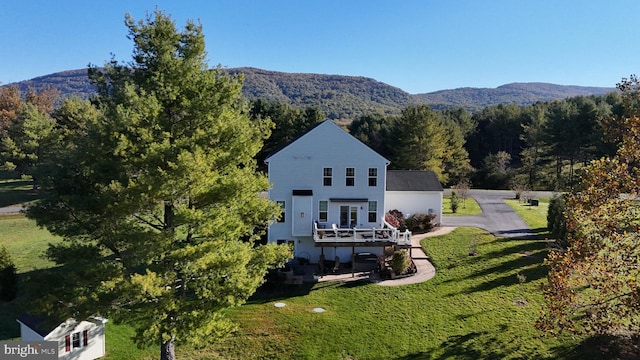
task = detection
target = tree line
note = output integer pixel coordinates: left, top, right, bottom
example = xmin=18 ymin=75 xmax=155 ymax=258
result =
xmin=249 ymin=90 xmax=623 ymax=191
xmin=0 ymin=73 xmax=624 ymax=192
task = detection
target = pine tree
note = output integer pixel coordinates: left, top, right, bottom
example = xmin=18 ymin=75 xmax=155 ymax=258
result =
xmin=28 ymin=10 xmax=291 ymax=360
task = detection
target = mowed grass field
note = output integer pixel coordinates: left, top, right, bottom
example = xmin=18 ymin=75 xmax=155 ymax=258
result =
xmin=1 ymin=188 xmax=605 ymax=359
xmin=442 ymin=195 xmax=482 ymax=216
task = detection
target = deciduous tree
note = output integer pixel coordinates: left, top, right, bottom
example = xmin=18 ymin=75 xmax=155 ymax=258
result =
xmin=0 ymin=103 xmax=59 ymax=187
xmin=28 ymin=10 xmax=290 ymax=360
xmin=538 ymin=76 xmax=640 ymax=345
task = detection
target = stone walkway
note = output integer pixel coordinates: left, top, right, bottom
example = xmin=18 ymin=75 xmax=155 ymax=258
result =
xmin=314 ymin=226 xmax=455 ymax=286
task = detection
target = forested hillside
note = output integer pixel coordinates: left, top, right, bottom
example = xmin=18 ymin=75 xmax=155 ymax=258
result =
xmin=6 ymin=68 xmax=615 ymax=120
xmin=415 ymin=82 xmax=616 ymax=112
xmin=229 ymin=67 xmax=412 ymax=120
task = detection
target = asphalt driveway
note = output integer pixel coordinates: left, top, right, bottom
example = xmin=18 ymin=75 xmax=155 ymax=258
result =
xmin=442 ymin=190 xmax=553 ymax=239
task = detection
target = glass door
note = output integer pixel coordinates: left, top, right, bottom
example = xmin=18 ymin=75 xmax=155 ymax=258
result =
xmin=339 ymin=205 xmax=358 ymax=228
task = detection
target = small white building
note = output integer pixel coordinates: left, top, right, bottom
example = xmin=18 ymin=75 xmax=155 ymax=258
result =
xmin=17 ymin=315 xmax=108 ymax=360
xmin=385 ymin=170 xmax=443 ymax=224
xmin=265 ymin=120 xmax=443 ymax=263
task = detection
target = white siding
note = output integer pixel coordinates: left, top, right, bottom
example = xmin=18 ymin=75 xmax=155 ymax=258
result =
xmin=385 ymin=191 xmax=443 ymax=225
xmin=266 ymin=121 xmax=389 ymax=261
xmin=17 ymin=321 xmax=44 ymax=341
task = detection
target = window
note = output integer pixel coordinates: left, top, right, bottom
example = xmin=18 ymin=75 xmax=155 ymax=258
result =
xmin=276 ymin=201 xmax=285 ymax=222
xmin=323 ymin=167 xmax=332 ymax=186
xmin=319 ymin=201 xmax=328 ymax=222
xmin=72 ymin=332 xmax=81 ymax=348
xmin=368 ymin=168 xmax=377 ymax=186
xmin=83 ymin=330 xmax=88 ymax=346
xmin=368 ymin=201 xmax=377 ymax=222
xmin=346 ymin=167 xmax=355 ymax=186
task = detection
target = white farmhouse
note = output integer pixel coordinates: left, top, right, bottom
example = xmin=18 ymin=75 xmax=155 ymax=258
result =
xmin=17 ymin=315 xmax=107 ymax=360
xmin=265 ymin=120 xmax=443 ymax=264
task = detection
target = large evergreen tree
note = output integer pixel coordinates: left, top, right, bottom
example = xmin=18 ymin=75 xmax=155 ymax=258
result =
xmin=27 ymin=10 xmax=290 ymax=360
xmin=388 ymin=105 xmax=469 ymax=184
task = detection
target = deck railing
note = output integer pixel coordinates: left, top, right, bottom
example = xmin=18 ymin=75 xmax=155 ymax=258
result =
xmin=313 ymin=221 xmax=412 ymax=246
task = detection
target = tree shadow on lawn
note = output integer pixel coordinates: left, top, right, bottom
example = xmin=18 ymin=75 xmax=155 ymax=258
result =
xmin=440 ymin=241 xmax=549 ymax=296
xmin=393 ymin=329 xmax=623 ymax=360
xmin=248 ymin=277 xmax=371 ymax=305
xmin=0 ymin=267 xmax=61 ymax=340
xmin=0 ymin=179 xmax=40 ymax=208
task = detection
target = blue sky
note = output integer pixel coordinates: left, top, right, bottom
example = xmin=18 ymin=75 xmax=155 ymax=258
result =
xmin=1 ymin=0 xmax=638 ymax=93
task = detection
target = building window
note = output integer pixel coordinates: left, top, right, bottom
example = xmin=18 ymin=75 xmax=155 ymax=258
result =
xmin=72 ymin=332 xmax=81 ymax=348
xmin=319 ymin=201 xmax=328 ymax=222
xmin=368 ymin=168 xmax=377 ymax=186
xmin=323 ymin=167 xmax=332 ymax=186
xmin=276 ymin=201 xmax=285 ymax=222
xmin=83 ymin=330 xmax=88 ymax=346
xmin=346 ymin=167 xmax=355 ymax=186
xmin=368 ymin=201 xmax=377 ymax=223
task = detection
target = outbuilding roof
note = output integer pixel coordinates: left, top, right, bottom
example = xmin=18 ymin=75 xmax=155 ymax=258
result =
xmin=17 ymin=314 xmax=60 ymax=337
xmin=386 ymin=170 xmax=443 ymax=192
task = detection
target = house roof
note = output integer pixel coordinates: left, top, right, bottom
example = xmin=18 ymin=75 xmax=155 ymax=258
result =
xmin=386 ymin=170 xmax=443 ymax=192
xmin=264 ymin=120 xmax=389 ymax=164
xmin=17 ymin=314 xmax=108 ymax=338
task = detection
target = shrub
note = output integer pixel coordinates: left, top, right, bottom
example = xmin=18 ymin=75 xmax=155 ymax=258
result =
xmin=450 ymin=191 xmax=460 ymax=213
xmin=390 ymin=249 xmax=411 ymax=274
xmin=385 ymin=209 xmax=406 ymax=231
xmin=405 ymin=213 xmax=436 ymax=233
xmin=547 ymin=194 xmax=569 ymax=248
xmin=0 ymin=245 xmax=18 ymax=301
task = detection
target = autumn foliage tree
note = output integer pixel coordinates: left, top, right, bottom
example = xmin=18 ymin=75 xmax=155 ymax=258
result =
xmin=538 ymin=76 xmax=640 ymax=342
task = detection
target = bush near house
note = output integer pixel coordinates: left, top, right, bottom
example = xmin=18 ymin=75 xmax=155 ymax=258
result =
xmin=405 ymin=213 xmax=437 ymax=233
xmin=385 ymin=209 xmax=405 ymax=230
xmin=386 ymin=210 xmax=436 ymax=233
xmin=389 ymin=249 xmax=412 ymax=274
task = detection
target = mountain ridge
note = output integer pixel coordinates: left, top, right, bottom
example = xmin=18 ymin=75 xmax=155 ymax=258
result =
xmin=5 ymin=68 xmax=616 ymax=120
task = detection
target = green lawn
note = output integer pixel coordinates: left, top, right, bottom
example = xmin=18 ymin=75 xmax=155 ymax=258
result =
xmin=0 ymin=215 xmax=62 ymax=340
xmin=0 ymin=215 xmax=61 ymax=272
xmin=0 ymin=177 xmax=41 ymax=208
xmin=504 ymin=198 xmax=550 ymax=231
xmin=189 ymin=227 xmax=598 ymax=359
xmin=443 ymin=195 xmax=482 ymax=216
xmin=1 ymin=198 xmax=607 ymax=359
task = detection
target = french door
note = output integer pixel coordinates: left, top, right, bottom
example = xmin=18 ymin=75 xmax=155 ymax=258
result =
xmin=339 ymin=205 xmax=358 ymax=228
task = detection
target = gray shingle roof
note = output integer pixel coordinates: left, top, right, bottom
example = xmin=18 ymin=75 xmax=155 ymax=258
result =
xmin=386 ymin=170 xmax=443 ymax=192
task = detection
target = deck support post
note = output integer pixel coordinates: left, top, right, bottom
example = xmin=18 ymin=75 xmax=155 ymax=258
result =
xmin=351 ymin=246 xmax=355 ymax=278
